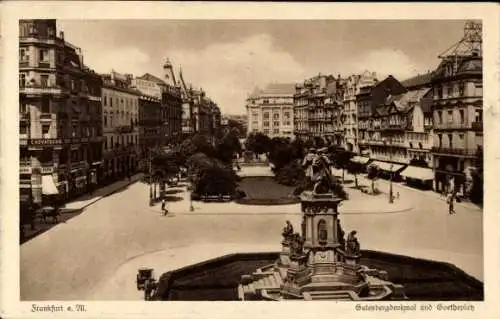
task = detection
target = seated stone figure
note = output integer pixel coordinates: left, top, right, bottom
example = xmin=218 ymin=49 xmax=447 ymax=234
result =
xmin=282 ymin=220 xmax=294 ymax=242
xmin=290 ymin=233 xmax=305 ymax=257
xmin=346 ymin=230 xmax=361 ymax=255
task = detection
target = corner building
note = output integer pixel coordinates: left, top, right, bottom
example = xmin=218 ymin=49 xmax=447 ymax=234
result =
xmin=246 ymin=83 xmax=295 ymax=139
xmin=19 ymin=19 xmax=103 ymax=208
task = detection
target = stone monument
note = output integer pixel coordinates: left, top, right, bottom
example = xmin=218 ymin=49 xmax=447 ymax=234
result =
xmin=238 ymin=153 xmax=406 ymax=301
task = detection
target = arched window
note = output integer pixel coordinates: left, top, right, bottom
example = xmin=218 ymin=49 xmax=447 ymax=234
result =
xmin=318 ymin=219 xmax=327 ymax=243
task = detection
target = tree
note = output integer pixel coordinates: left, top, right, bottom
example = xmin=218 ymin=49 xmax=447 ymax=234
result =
xmin=291 ymin=138 xmax=305 ymax=160
xmin=186 ymin=152 xmax=238 ymax=196
xmin=347 ymin=161 xmax=363 ymax=188
xmin=367 ymin=163 xmax=379 ymax=193
xmin=245 ymin=132 xmax=270 ymax=158
xmin=215 ymin=129 xmax=242 ymax=163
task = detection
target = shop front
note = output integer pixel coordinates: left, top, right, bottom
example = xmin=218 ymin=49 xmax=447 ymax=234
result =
xmin=370 ymin=160 xmax=405 ymax=182
xmin=41 ymin=174 xmax=60 ymax=206
xmin=400 ymin=165 xmax=434 ymax=190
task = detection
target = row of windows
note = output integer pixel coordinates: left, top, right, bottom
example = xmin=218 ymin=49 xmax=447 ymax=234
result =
xmin=19 ymin=48 xmax=50 ymax=62
xmin=103 ymin=94 xmax=138 ymax=110
xmin=436 ymin=109 xmax=481 ymax=125
xmin=436 ymin=133 xmax=465 ymax=148
xmin=20 ymin=122 xmax=100 ymax=138
xmin=104 ymin=134 xmax=139 ymax=150
xmin=262 ymin=121 xmax=292 ymax=127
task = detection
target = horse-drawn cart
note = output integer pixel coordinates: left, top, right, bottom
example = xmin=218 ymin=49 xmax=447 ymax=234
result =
xmin=136 ymin=268 xmax=158 ymax=300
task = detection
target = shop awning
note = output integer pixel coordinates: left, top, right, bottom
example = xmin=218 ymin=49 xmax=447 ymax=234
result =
xmin=371 ymin=161 xmax=404 ymax=172
xmin=401 ymin=166 xmax=434 ymax=181
xmin=41 ymin=175 xmax=59 ymax=195
xmin=351 ymin=156 xmax=370 ymax=164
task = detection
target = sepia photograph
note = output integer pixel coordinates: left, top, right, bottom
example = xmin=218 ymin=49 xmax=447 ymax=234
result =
xmin=17 ymin=18 xmax=485 ymax=301
xmin=1 ymin=2 xmax=499 ymax=319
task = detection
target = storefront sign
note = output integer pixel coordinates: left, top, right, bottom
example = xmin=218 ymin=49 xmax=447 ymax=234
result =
xmin=29 ymin=138 xmax=63 ymax=146
xmin=22 ymin=138 xmax=95 ymax=147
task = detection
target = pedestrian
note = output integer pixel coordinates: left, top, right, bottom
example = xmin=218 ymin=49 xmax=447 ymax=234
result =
xmin=447 ymin=192 xmax=455 ymax=215
xmin=161 ymin=198 xmax=168 ymax=216
xmin=396 ymin=192 xmax=400 ymax=199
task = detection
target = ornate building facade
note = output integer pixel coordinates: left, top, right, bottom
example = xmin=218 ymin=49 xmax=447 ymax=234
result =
xmin=19 ymin=19 xmax=103 ymax=208
xmin=342 ymin=72 xmax=378 ymax=152
xmin=357 ymin=75 xmax=407 ymax=156
xmin=431 ymin=28 xmax=483 ymax=195
xmin=132 ymin=74 xmax=163 ymax=159
xmin=101 ymin=71 xmax=140 ymax=182
xmin=246 ymin=83 xmax=295 ymax=139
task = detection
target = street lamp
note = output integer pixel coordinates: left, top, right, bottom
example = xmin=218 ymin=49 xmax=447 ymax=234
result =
xmin=148 ymin=148 xmax=154 ymax=206
xmin=188 ymin=172 xmax=195 ymax=212
xmin=383 ymin=137 xmax=394 ymax=204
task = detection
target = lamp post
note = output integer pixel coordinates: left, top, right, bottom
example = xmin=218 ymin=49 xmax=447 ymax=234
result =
xmin=383 ymin=137 xmax=394 ymax=204
xmin=148 ymin=148 xmax=153 ymax=206
xmin=188 ymin=172 xmax=194 ymax=212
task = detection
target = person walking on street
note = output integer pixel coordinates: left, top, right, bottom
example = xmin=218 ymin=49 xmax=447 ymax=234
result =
xmin=161 ymin=198 xmax=168 ymax=216
xmin=447 ymin=192 xmax=455 ymax=215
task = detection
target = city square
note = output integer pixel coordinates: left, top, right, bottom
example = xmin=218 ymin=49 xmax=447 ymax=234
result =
xmin=16 ymin=18 xmax=485 ymax=302
xmin=20 ymin=164 xmax=482 ymax=300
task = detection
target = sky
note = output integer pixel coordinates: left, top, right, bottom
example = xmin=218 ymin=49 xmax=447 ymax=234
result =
xmin=58 ymin=20 xmax=466 ymax=115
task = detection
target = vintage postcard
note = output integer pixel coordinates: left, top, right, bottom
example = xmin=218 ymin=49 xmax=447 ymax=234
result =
xmin=1 ymin=2 xmax=499 ymax=319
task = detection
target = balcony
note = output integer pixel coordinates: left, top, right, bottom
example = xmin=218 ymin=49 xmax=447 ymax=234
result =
xmin=434 ymin=122 xmax=469 ymax=130
xmin=431 ymin=147 xmax=477 ymax=157
xmin=40 ymin=113 xmax=53 ymax=121
xmin=20 ymin=83 xmax=65 ymax=96
xmin=116 ymin=125 xmax=134 ymax=133
xmin=38 ymin=62 xmax=51 ymax=69
xmin=381 ymin=123 xmax=407 ymax=131
xmin=471 ymin=121 xmax=483 ymax=131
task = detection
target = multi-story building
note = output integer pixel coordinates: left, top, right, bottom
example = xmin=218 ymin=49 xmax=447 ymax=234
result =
xmin=400 ymin=72 xmax=435 ymax=165
xmin=430 ymin=21 xmax=483 ymax=196
xmin=137 ymin=95 xmax=162 ymax=158
xmin=369 ymin=85 xmax=433 ymax=175
xmin=161 ymin=59 xmax=183 ymax=145
xmin=19 ymin=19 xmax=103 ymax=208
xmin=178 ymin=69 xmax=221 ymax=143
xmin=342 ymin=71 xmax=378 ymax=152
xmin=357 ymin=75 xmax=407 ymax=156
xmin=132 ymin=75 xmax=163 ymax=158
xmin=101 ymin=71 xmax=140 ymax=182
xmin=293 ymin=74 xmax=346 ymax=145
xmin=246 ymin=83 xmax=295 ymax=139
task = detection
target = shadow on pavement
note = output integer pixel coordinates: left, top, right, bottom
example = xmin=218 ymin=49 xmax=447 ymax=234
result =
xmin=20 ymin=208 xmax=84 ymax=245
xmin=165 ymin=189 xmax=183 ymax=195
xmin=164 ymin=195 xmax=183 ymax=202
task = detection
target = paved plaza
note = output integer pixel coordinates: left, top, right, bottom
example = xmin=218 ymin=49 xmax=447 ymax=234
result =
xmin=20 ymin=166 xmax=483 ymax=300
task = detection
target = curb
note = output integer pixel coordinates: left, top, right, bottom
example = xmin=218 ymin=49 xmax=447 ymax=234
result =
xmin=371 ymin=177 xmax=483 ymax=212
xmin=64 ymin=174 xmax=144 ymax=212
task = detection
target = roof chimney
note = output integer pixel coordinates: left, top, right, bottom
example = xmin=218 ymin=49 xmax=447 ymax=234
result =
xmin=59 ymin=31 xmax=64 ymax=40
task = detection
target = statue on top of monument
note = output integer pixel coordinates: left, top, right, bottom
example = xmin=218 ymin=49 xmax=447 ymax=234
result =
xmin=346 ymin=230 xmax=361 ymax=256
xmin=309 ymin=149 xmax=335 ymax=195
xmin=282 ymin=220 xmax=294 ymax=242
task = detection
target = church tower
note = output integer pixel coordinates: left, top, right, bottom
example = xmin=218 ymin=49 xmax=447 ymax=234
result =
xmin=163 ymin=58 xmax=177 ymax=87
